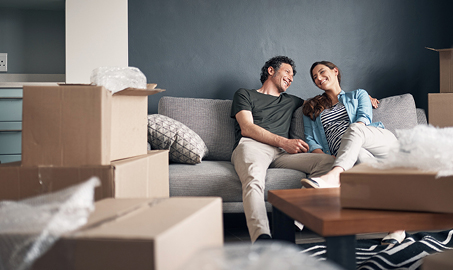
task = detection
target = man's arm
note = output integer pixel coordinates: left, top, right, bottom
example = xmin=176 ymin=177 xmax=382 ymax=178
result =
xmin=235 ymin=110 xmax=309 ymax=154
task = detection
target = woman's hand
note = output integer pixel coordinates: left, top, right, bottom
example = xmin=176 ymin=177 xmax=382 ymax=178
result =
xmin=311 ymin=148 xmax=324 ymax=154
xmin=369 ymin=95 xmax=379 ymax=109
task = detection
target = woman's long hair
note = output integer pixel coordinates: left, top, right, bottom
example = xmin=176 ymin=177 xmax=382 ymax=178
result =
xmin=303 ymin=61 xmax=341 ymax=121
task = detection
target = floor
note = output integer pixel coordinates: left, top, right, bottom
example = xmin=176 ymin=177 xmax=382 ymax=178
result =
xmin=223 ymin=213 xmax=388 ymax=245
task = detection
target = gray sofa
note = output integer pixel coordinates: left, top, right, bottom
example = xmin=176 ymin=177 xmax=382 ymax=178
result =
xmin=155 ymin=93 xmax=427 ymax=213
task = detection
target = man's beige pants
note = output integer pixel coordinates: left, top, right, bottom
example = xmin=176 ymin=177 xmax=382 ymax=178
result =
xmin=231 ymin=137 xmax=334 ymax=242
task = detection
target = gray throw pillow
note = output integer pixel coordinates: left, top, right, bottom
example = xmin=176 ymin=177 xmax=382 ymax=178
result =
xmin=148 ymin=114 xmax=208 ymax=164
xmin=372 ymin=93 xmax=418 ymax=135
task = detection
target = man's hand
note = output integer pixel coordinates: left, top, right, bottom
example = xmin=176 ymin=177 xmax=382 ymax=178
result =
xmin=280 ymin=138 xmax=309 ymax=154
xmin=369 ymin=95 xmax=379 ymax=109
xmin=235 ymin=110 xmax=309 ymax=153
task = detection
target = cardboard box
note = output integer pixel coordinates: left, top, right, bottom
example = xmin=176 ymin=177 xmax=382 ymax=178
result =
xmin=422 ymin=249 xmax=453 ymax=270
xmin=31 ymin=197 xmax=223 ymax=270
xmin=21 ymin=84 xmax=164 ymax=166
xmin=427 ymin=47 xmax=453 ymax=93
xmin=428 ymin=93 xmax=453 ymax=127
xmin=340 ymin=163 xmax=453 ymax=213
xmin=0 ymin=150 xmax=169 ymax=201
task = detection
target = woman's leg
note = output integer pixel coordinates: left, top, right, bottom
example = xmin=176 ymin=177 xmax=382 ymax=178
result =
xmin=335 ymin=123 xmax=397 ymax=171
xmin=316 ymin=123 xmax=397 ymax=186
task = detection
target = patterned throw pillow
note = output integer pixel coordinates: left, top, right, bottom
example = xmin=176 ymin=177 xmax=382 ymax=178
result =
xmin=148 ymin=114 xmax=208 ymax=164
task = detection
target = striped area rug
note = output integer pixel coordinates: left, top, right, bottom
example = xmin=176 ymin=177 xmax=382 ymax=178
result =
xmin=298 ymin=229 xmax=453 ymax=270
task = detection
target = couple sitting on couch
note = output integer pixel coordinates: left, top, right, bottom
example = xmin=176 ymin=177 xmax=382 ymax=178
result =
xmin=231 ymin=56 xmax=405 ymax=245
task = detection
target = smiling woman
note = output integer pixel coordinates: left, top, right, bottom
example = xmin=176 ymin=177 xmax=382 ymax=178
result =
xmin=301 ymin=60 xmax=406 ymax=245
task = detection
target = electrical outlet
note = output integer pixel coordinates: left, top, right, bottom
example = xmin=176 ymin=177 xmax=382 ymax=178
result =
xmin=0 ymin=53 xmax=7 ymax=72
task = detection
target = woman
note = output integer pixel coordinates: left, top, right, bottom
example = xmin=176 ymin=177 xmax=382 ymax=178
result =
xmin=301 ymin=61 xmax=404 ymax=245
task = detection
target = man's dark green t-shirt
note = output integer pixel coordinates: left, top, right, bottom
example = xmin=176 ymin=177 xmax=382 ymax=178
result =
xmin=230 ymin=88 xmax=304 ymax=149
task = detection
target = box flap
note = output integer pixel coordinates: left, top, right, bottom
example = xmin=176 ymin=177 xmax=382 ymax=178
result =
xmin=114 ymin=84 xmax=165 ymax=96
xmin=57 ymin=83 xmax=165 ymax=96
xmin=79 ymin=198 xmax=154 ymax=230
xmin=58 ymin=83 xmax=94 ymax=86
xmin=72 ymin=197 xmax=220 ymax=239
xmin=426 ymin=47 xmax=453 ymax=52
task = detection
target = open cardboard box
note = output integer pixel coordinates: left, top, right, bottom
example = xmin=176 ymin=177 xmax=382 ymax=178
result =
xmin=21 ymin=84 xmax=164 ymax=166
xmin=0 ymin=150 xmax=169 ymax=201
xmin=427 ymin=47 xmax=453 ymax=93
xmin=340 ymin=163 xmax=453 ymax=213
xmin=31 ymin=197 xmax=223 ymax=270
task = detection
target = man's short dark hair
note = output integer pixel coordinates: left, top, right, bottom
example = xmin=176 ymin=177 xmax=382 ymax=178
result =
xmin=260 ymin=56 xmax=297 ymax=84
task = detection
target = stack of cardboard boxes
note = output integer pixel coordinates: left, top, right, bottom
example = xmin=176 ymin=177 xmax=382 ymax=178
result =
xmin=428 ymin=48 xmax=453 ymax=128
xmin=0 ymin=84 xmax=224 ymax=270
xmin=0 ymin=84 xmax=169 ymax=201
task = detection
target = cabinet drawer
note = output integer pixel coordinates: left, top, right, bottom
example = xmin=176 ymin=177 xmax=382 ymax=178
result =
xmin=0 ymin=155 xmax=21 ymax=164
xmin=0 ymin=88 xmax=23 ymax=98
xmin=0 ymin=99 xmax=22 ymax=121
xmin=0 ymin=131 xmax=21 ymax=154
xmin=0 ymin=122 xmax=22 ymax=131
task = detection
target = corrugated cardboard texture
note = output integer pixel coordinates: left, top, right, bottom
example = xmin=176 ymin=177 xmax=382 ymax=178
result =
xmin=21 ymin=85 xmax=161 ymax=166
xmin=22 ymin=85 xmax=111 ymax=166
xmin=427 ymin=47 xmax=453 ymax=93
xmin=439 ymin=49 xmax=453 ymax=93
xmin=422 ymin=250 xmax=453 ymax=270
xmin=113 ymin=150 xmax=169 ymax=198
xmin=340 ymin=164 xmax=453 ymax=213
xmin=0 ymin=150 xmax=169 ymax=201
xmin=0 ymin=161 xmax=114 ymax=201
xmin=31 ymin=197 xmax=223 ymax=270
xmin=429 ymin=93 xmax=453 ymax=127
xmin=110 ymin=94 xmax=147 ymax=161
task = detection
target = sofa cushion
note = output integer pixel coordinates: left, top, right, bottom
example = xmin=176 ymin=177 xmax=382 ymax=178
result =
xmin=372 ymin=93 xmax=418 ymax=135
xmin=158 ymin=97 xmax=236 ymax=161
xmin=416 ymin=108 xmax=427 ymax=125
xmin=168 ymin=161 xmax=306 ymax=202
xmin=148 ymin=114 xmax=208 ymax=164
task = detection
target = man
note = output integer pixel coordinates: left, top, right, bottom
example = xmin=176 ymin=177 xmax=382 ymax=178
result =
xmin=230 ymin=56 xmax=335 ymax=242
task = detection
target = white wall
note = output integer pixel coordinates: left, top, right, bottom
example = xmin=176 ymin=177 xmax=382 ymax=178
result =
xmin=66 ymin=0 xmax=128 ymax=83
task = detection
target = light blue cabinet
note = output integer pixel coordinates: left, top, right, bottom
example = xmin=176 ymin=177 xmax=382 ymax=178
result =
xmin=0 ymin=88 xmax=22 ymax=163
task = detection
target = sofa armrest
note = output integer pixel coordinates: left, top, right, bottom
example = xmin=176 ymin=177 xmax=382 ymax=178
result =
xmin=416 ymin=108 xmax=427 ymax=125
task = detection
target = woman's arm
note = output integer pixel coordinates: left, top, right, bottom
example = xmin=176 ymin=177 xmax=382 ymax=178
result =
xmin=354 ymin=89 xmax=373 ymax=125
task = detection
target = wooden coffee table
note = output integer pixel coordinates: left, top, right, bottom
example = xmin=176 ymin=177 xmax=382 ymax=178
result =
xmin=268 ymin=188 xmax=453 ymax=270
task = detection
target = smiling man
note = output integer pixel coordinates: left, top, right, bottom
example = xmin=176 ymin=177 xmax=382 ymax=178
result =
xmin=230 ymin=56 xmax=335 ymax=242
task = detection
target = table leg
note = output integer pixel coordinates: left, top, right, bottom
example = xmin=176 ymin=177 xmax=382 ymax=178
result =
xmin=325 ymin=235 xmax=356 ymax=270
xmin=271 ymin=206 xmax=295 ymax=243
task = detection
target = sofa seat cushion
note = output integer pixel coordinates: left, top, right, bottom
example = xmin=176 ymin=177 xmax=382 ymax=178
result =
xmin=168 ymin=161 xmax=306 ymax=202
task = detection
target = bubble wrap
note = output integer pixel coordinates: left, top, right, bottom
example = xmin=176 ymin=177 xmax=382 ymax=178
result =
xmin=369 ymin=125 xmax=453 ymax=178
xmin=0 ymin=177 xmax=100 ymax=270
xmin=90 ymin=67 xmax=147 ymax=93
xmin=183 ymin=241 xmax=343 ymax=270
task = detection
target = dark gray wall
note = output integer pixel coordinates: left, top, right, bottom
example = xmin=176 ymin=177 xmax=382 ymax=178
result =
xmin=129 ymin=0 xmax=453 ymax=115
xmin=0 ymin=8 xmax=65 ymax=74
